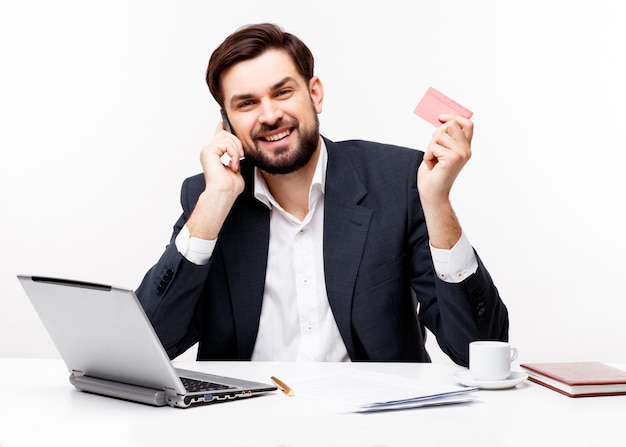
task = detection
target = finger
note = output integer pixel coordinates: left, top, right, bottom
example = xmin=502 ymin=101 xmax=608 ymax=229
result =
xmin=422 ymin=137 xmax=447 ymax=169
xmin=421 ymin=145 xmax=437 ymax=170
xmin=425 ymin=132 xmax=470 ymax=171
xmin=438 ymin=114 xmax=474 ymax=142
xmin=216 ymin=127 xmax=244 ymax=172
xmin=214 ymin=121 xmax=232 ymax=139
xmin=220 ymin=152 xmax=245 ymax=171
xmin=432 ymin=122 xmax=471 ymax=156
xmin=437 ymin=133 xmax=467 ymax=157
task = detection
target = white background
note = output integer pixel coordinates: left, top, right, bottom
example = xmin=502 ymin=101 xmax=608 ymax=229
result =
xmin=2 ymin=0 xmax=625 ymax=364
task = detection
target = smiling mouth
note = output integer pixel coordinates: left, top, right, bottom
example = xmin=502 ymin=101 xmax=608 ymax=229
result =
xmin=261 ymin=129 xmax=291 ymax=142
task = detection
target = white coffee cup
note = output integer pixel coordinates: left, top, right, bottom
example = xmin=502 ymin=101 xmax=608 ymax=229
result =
xmin=469 ymin=341 xmax=518 ymax=381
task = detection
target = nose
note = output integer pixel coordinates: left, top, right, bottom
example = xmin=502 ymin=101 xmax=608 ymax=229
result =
xmin=258 ymin=99 xmax=282 ymax=125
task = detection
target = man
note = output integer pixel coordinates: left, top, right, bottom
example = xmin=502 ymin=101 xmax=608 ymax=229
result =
xmin=136 ymin=23 xmax=508 ymax=366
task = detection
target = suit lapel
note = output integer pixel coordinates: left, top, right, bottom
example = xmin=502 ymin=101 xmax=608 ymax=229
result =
xmin=219 ymin=170 xmax=270 ymax=359
xmin=323 ymin=140 xmax=372 ymax=359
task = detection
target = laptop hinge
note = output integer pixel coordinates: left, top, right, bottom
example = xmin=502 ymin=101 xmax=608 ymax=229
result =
xmin=163 ymin=386 xmax=179 ymax=396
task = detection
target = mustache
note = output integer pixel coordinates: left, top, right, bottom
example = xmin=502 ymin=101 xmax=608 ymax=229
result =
xmin=253 ymin=118 xmax=298 ymax=137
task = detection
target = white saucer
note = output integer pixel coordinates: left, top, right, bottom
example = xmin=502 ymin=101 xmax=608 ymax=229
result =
xmin=454 ymin=370 xmax=528 ymax=390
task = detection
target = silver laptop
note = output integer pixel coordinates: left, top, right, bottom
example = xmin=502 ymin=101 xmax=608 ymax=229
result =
xmin=17 ymin=275 xmax=277 ymax=408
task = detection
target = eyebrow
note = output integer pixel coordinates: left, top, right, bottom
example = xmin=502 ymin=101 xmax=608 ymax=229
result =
xmin=229 ymin=76 xmax=298 ymax=107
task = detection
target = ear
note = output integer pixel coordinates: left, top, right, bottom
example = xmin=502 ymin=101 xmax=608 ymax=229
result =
xmin=309 ymin=76 xmax=324 ymax=114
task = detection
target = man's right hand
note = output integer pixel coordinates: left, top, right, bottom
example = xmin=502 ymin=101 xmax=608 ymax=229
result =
xmin=185 ymin=122 xmax=246 ymax=241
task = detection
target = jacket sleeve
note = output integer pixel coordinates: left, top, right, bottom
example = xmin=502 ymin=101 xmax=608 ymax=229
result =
xmin=405 ymin=152 xmax=509 ymax=366
xmin=421 ymin=254 xmax=509 ymax=366
xmin=136 ymin=175 xmax=210 ymax=359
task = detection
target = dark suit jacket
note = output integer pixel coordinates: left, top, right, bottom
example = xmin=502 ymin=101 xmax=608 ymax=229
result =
xmin=137 ymin=137 xmax=508 ymax=366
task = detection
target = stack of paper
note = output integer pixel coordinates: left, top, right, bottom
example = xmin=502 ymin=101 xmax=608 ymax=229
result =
xmin=285 ymin=369 xmax=477 ymax=413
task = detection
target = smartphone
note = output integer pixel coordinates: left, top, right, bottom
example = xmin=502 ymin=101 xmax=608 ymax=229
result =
xmin=219 ymin=109 xmax=244 ymax=166
xmin=220 ymin=109 xmax=233 ymax=134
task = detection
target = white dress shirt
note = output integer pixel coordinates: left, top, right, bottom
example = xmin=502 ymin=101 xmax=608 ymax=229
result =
xmin=175 ymin=140 xmax=478 ymax=361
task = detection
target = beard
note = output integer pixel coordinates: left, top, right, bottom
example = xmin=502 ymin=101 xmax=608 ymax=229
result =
xmin=244 ymin=112 xmax=320 ymax=175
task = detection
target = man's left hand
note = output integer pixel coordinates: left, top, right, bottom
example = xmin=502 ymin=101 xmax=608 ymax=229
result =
xmin=417 ymin=114 xmax=473 ymax=207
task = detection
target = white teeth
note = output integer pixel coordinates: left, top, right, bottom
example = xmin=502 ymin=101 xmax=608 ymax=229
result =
xmin=265 ymin=130 xmax=290 ymax=142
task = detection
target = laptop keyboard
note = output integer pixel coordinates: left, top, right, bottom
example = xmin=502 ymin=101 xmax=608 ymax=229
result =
xmin=180 ymin=377 xmax=232 ymax=393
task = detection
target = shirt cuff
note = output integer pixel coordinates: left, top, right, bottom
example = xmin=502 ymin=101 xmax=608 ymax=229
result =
xmin=430 ymin=232 xmax=478 ymax=283
xmin=174 ymin=224 xmax=216 ymax=266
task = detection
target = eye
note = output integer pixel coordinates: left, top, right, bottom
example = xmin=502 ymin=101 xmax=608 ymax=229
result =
xmin=236 ymin=100 xmax=255 ymax=109
xmin=276 ymin=88 xmax=293 ymax=98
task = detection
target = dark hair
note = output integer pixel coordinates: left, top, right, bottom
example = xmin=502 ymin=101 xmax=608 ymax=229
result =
xmin=206 ymin=23 xmax=315 ymax=107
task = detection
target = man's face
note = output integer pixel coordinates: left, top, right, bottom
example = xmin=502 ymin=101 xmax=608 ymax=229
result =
xmin=220 ymin=49 xmax=324 ymax=175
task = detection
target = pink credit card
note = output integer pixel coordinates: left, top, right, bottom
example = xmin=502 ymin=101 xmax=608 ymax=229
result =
xmin=413 ymin=87 xmax=473 ymax=126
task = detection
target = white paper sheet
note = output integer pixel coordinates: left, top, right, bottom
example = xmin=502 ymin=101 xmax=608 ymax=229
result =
xmin=284 ymin=369 xmax=477 ymax=413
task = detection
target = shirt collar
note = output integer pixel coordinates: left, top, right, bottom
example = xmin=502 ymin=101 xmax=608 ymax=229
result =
xmin=254 ymin=137 xmax=327 ymax=210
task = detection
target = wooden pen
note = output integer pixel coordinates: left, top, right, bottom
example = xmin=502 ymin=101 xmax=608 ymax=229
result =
xmin=270 ymin=376 xmax=295 ymax=396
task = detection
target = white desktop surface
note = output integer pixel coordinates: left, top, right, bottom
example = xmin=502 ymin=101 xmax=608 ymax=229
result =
xmin=1 ymin=358 xmax=624 ymax=447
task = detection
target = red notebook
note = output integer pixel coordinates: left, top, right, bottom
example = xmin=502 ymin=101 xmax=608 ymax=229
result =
xmin=520 ymin=361 xmax=626 ymax=397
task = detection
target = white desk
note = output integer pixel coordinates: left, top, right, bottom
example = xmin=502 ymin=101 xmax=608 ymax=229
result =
xmin=1 ymin=359 xmax=624 ymax=447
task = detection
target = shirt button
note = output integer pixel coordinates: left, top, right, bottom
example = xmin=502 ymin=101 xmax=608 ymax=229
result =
xmin=302 ymin=277 xmax=309 ymax=285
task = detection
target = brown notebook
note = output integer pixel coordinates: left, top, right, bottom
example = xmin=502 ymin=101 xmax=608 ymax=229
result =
xmin=520 ymin=361 xmax=626 ymax=397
